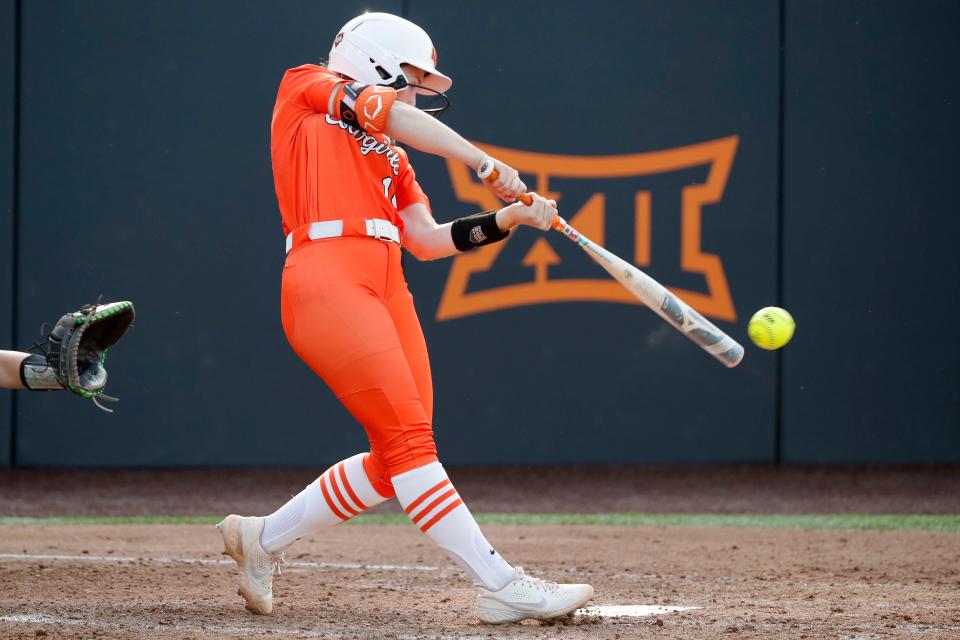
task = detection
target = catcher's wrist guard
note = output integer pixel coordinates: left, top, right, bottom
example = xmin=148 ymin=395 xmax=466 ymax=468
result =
xmin=20 ymin=354 xmax=63 ymax=391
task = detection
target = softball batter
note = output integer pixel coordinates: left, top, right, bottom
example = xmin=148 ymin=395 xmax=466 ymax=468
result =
xmin=218 ymin=12 xmax=594 ymax=624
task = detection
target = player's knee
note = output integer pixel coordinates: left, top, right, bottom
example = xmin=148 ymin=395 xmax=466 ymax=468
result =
xmin=380 ymin=426 xmax=438 ymax=478
xmin=341 ymin=388 xmax=438 ymax=486
xmin=363 ymin=451 xmax=396 ymax=499
xmin=364 ymin=427 xmax=438 ymax=498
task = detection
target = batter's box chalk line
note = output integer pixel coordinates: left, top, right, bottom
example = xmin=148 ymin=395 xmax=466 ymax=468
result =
xmin=1 ymin=607 xmax=699 ymax=634
xmin=0 ymin=608 xmax=700 ymax=639
xmin=577 ymin=605 xmax=699 ymax=618
xmin=0 ymin=552 xmax=436 ymax=572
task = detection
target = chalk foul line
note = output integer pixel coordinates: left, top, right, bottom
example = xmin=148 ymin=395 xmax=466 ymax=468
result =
xmin=0 ymin=552 xmax=437 ymax=572
xmin=1 ymin=605 xmax=699 ymax=638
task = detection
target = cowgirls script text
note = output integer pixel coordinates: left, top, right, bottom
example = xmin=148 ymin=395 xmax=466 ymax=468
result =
xmin=325 ymin=114 xmax=400 ymax=176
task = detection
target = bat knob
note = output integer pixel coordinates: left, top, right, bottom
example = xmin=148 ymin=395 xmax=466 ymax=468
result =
xmin=477 ymin=156 xmax=496 ymax=180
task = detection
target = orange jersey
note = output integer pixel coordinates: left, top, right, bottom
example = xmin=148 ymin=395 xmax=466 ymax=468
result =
xmin=271 ymin=64 xmax=430 ymax=237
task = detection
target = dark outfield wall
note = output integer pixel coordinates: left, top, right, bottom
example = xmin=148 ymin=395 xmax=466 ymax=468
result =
xmin=1 ymin=1 xmax=956 ymax=466
xmin=781 ymin=1 xmax=960 ymax=462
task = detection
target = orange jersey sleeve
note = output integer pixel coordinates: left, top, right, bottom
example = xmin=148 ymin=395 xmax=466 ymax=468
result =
xmin=275 ymin=63 xmax=344 ymax=115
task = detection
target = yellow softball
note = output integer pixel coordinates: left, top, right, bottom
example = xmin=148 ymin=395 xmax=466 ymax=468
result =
xmin=748 ymin=306 xmax=795 ymax=350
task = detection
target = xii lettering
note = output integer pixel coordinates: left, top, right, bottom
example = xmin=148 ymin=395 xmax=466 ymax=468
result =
xmin=437 ymin=136 xmax=739 ymax=322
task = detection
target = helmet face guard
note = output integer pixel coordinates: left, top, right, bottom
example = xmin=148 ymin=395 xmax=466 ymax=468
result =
xmin=380 ymin=72 xmax=451 ymax=118
xmin=328 ymin=13 xmax=452 ymax=117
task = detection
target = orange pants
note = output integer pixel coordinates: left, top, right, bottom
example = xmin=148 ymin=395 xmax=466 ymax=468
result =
xmin=281 ymin=237 xmax=436 ymax=498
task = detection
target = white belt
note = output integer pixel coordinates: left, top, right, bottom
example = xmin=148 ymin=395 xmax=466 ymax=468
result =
xmin=285 ymin=219 xmax=401 ymax=254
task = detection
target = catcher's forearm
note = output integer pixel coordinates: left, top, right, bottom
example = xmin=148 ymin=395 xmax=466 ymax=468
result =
xmin=0 ymin=349 xmax=60 ymax=391
xmin=0 ymin=350 xmax=28 ymax=389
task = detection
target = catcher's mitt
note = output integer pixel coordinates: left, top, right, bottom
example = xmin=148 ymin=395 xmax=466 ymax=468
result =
xmin=21 ymin=301 xmax=135 ymax=411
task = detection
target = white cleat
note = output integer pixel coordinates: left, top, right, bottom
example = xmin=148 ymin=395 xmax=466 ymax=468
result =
xmin=216 ymin=514 xmax=283 ymax=615
xmin=476 ymin=567 xmax=595 ymax=624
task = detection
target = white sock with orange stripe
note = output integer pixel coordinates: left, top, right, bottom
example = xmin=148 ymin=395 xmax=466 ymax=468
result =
xmin=259 ymin=453 xmax=386 ymax=555
xmin=392 ymin=461 xmax=515 ymax=591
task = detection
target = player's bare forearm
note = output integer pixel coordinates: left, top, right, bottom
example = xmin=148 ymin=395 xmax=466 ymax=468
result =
xmin=399 ymin=203 xmax=521 ymax=261
xmin=0 ymin=349 xmax=28 ymax=389
xmin=399 ymin=203 xmax=458 ymax=260
xmin=385 ymin=103 xmax=526 ymax=202
xmin=385 ymin=102 xmax=485 ymax=170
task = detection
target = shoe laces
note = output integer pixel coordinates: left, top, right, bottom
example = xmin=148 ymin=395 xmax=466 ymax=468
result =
xmin=252 ymin=548 xmax=285 ymax=579
xmin=514 ymin=567 xmax=559 ymax=594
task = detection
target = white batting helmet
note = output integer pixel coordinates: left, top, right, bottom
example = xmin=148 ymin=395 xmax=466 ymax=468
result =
xmin=327 ymin=12 xmax=452 ymax=95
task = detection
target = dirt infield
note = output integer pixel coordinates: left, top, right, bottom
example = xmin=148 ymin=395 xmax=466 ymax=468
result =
xmin=0 ymin=467 xmax=958 ymax=639
xmin=0 ymin=523 xmax=957 ymax=639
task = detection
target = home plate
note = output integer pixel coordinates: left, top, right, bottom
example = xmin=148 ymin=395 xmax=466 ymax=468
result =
xmin=576 ymin=605 xmax=699 ymax=618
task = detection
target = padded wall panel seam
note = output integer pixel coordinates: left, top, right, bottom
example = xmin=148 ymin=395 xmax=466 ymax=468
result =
xmin=0 ymin=0 xmax=17 ymax=468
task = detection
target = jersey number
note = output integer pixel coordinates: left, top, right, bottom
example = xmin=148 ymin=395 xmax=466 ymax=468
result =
xmin=382 ymin=177 xmax=397 ymax=208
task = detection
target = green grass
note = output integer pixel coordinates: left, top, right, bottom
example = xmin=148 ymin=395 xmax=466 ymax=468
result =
xmin=1 ymin=513 xmax=958 ymax=532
